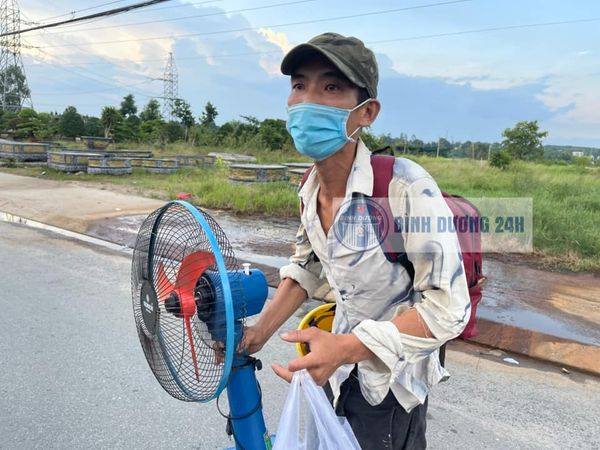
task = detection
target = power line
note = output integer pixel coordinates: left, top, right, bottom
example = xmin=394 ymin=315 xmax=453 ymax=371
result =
xmin=125 ymin=0 xmax=222 ymax=14
xmin=28 ymin=0 xmax=223 ymax=26
xmin=367 ymin=16 xmax=600 ymax=44
xmin=31 ymin=14 xmax=600 ymax=58
xmin=0 ymin=0 xmax=174 ymax=37
xmin=32 ymin=0 xmax=133 ymax=24
xmin=34 ymin=49 xmax=283 ymax=67
xmin=29 ymin=47 xmax=161 ymax=99
xmin=28 ymin=0 xmax=475 ymax=48
xmin=32 ymin=0 xmax=318 ymax=36
xmin=34 ymin=79 xmax=155 ymax=96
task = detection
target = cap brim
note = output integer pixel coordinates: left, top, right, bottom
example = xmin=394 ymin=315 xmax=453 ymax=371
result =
xmin=280 ymin=43 xmax=367 ymax=91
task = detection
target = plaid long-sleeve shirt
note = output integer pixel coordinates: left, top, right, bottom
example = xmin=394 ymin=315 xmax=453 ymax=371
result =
xmin=279 ymin=138 xmax=471 ymax=412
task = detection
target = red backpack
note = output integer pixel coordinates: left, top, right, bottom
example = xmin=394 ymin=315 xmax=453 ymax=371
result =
xmin=299 ymin=154 xmax=484 ymax=339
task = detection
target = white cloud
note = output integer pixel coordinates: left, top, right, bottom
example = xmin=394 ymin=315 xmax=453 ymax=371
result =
xmin=258 ymin=28 xmax=294 ymax=53
xmin=237 ymin=28 xmax=290 ymax=77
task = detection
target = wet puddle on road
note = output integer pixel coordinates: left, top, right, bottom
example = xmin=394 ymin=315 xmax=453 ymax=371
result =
xmin=87 ymin=212 xmax=600 ymax=345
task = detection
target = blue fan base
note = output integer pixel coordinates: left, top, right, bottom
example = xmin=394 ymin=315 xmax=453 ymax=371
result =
xmin=226 ymin=353 xmax=273 ymax=450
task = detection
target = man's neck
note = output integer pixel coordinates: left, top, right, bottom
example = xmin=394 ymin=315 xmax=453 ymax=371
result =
xmin=314 ymin=140 xmax=359 ymax=202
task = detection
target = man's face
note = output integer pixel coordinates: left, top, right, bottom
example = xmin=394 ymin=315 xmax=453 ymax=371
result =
xmin=287 ymin=54 xmax=360 ymax=110
xmin=287 ymin=53 xmax=379 ymax=138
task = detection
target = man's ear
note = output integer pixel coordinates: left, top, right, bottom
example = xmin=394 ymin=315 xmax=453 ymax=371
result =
xmin=358 ymin=99 xmax=381 ymax=127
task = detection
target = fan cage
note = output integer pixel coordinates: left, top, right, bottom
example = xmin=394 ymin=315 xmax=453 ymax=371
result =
xmin=132 ymin=202 xmax=246 ymax=402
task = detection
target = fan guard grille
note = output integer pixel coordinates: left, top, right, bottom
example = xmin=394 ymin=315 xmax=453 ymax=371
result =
xmin=131 ymin=202 xmax=243 ymax=402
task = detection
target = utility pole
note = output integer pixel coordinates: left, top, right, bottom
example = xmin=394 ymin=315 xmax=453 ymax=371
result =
xmin=0 ymin=0 xmax=32 ymax=111
xmin=436 ymin=137 xmax=441 ymax=158
xmin=162 ymin=51 xmax=178 ymax=121
xmin=403 ymin=137 xmax=408 ymax=154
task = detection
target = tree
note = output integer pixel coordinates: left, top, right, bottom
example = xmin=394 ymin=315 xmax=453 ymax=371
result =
xmin=140 ymin=99 xmax=162 ymax=121
xmin=490 ymin=149 xmax=512 ymax=169
xmin=59 ymin=106 xmax=85 ymax=138
xmin=34 ymin=112 xmax=60 ymax=140
xmin=83 ymin=116 xmax=103 ymax=137
xmin=121 ymin=115 xmax=141 ymax=142
xmin=257 ymin=118 xmax=290 ymax=150
xmin=14 ymin=108 xmax=37 ymax=138
xmin=437 ymin=137 xmax=452 ymax=157
xmin=164 ymin=121 xmax=185 ymax=142
xmin=0 ymin=65 xmax=30 ymax=111
xmin=200 ymin=101 xmax=218 ymax=127
xmin=139 ymin=119 xmax=166 ymax=144
xmin=120 ymin=94 xmax=137 ymax=117
xmin=502 ymin=120 xmax=548 ymax=160
xmin=100 ymin=106 xmax=123 ymax=138
xmin=173 ymin=98 xmax=195 ymax=141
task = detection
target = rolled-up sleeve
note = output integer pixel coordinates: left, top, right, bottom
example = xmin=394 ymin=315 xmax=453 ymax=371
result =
xmin=353 ymin=175 xmax=471 ymax=368
xmin=279 ymin=221 xmax=327 ymax=299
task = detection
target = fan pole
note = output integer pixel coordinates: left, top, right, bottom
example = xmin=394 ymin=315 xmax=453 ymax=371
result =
xmin=226 ymin=355 xmax=271 ymax=450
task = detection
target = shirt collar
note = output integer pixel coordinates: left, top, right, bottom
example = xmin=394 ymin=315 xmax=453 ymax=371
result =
xmin=298 ymin=137 xmax=373 ymax=205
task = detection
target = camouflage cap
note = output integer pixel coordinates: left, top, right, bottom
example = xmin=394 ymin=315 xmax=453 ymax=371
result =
xmin=280 ymin=32 xmax=379 ymax=98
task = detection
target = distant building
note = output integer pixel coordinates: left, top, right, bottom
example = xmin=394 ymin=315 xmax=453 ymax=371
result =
xmin=572 ymin=151 xmax=585 ymax=157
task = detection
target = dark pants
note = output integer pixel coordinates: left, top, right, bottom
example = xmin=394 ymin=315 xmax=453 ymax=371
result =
xmin=325 ymin=371 xmax=428 ymax=450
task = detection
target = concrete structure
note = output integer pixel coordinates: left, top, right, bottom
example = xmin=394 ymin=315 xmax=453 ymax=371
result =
xmin=138 ymin=158 xmax=179 ymax=174
xmin=87 ymin=157 xmax=132 ymax=175
xmin=176 ymin=154 xmax=206 ymax=168
xmin=105 ymin=150 xmax=152 ymax=159
xmin=287 ymin=168 xmax=306 ymax=186
xmin=282 ymin=162 xmax=313 ymax=169
xmin=208 ymin=152 xmax=257 ymax=165
xmin=229 ymin=163 xmax=288 ymax=182
xmin=80 ymin=136 xmax=112 ymax=151
xmin=0 ymin=139 xmax=49 ymax=161
xmin=47 ymin=151 xmax=102 ymax=172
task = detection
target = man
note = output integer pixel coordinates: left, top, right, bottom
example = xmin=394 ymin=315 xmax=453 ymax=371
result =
xmin=240 ymin=32 xmax=471 ymax=449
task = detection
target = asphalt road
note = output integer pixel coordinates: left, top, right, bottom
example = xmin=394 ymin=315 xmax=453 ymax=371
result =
xmin=1 ymin=221 xmax=599 ymax=449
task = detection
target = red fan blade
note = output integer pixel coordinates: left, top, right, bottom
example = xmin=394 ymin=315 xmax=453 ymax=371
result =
xmin=156 ymin=263 xmax=175 ymax=302
xmin=184 ymin=316 xmax=200 ymax=382
xmin=174 ymin=251 xmax=216 ymax=295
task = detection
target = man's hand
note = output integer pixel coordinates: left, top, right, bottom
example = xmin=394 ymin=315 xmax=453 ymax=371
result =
xmin=271 ymin=328 xmax=374 ymax=386
xmin=238 ymin=325 xmax=268 ymax=355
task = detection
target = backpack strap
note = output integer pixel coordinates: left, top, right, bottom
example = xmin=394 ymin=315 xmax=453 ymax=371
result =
xmin=368 ymin=155 xmax=415 ymax=280
xmin=299 ymin=165 xmax=314 ymax=214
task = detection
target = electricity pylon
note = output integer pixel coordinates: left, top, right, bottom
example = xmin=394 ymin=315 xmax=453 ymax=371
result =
xmin=162 ymin=51 xmax=178 ymax=120
xmin=0 ymin=0 xmax=32 ymax=111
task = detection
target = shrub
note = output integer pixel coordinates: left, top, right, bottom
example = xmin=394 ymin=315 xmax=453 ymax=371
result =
xmin=490 ymin=149 xmax=512 ymax=169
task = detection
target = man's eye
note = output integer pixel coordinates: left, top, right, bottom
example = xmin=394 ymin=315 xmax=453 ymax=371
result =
xmin=325 ymin=84 xmax=340 ymax=91
xmin=292 ymin=83 xmax=304 ymax=90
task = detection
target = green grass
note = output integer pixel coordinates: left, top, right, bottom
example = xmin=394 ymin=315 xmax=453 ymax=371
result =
xmin=406 ymin=156 xmax=600 ymax=273
xmin=3 ymin=165 xmax=301 ymax=218
xmin=2 ymin=147 xmax=599 ymax=273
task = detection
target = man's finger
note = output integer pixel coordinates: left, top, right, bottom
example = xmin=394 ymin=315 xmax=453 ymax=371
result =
xmin=287 ymin=353 xmax=318 ymax=372
xmin=271 ymin=363 xmax=293 ymax=383
xmin=279 ymin=327 xmax=314 ymax=343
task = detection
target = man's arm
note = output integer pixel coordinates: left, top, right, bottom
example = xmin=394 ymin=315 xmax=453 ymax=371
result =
xmin=239 ymin=277 xmax=307 ymax=354
xmin=239 ymin=220 xmax=329 ymax=354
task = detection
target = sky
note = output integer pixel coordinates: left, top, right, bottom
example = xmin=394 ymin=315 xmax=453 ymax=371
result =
xmin=18 ymin=0 xmax=600 ymax=146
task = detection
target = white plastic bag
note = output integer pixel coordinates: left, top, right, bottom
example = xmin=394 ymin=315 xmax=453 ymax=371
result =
xmin=273 ymin=370 xmax=361 ymax=450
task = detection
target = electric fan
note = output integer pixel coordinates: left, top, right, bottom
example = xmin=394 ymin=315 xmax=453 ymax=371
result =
xmin=131 ymin=200 xmax=272 ymax=450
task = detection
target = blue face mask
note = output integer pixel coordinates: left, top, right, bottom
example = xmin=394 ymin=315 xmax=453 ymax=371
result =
xmin=286 ymin=98 xmax=372 ymax=161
